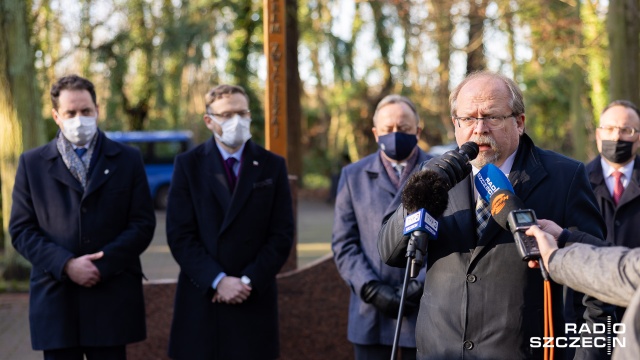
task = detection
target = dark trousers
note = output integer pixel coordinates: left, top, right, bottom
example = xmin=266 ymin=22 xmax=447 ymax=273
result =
xmin=43 ymin=345 xmax=126 ymax=360
xmin=354 ymin=343 xmax=417 ymax=360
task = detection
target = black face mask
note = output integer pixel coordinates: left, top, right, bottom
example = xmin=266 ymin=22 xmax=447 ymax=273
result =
xmin=601 ymin=140 xmax=635 ymax=164
xmin=377 ymin=132 xmax=418 ymax=161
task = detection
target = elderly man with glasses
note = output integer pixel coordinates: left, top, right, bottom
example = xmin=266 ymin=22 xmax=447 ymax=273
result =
xmin=378 ymin=70 xmax=614 ymax=359
xmin=586 ymin=99 xmax=640 ymax=321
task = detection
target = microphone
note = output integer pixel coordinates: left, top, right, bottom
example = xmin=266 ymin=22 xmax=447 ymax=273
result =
xmin=419 ymin=142 xmax=479 ymax=189
xmin=393 ymin=142 xmax=479 ymax=276
xmin=474 ymin=163 xmax=514 ymax=203
xmin=475 ymin=164 xmax=542 ymax=261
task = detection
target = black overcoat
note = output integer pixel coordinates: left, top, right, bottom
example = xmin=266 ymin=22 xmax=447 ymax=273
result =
xmin=166 ymin=139 xmax=294 ymax=360
xmin=586 ymin=155 xmax=640 ymax=248
xmin=9 ymin=131 xmax=156 ymax=350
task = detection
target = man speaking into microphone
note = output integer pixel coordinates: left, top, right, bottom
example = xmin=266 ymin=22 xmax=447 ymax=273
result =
xmin=379 ymin=71 xmax=613 ymax=359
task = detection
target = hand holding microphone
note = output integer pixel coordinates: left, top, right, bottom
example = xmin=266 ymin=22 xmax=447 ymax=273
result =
xmin=398 ymin=142 xmax=479 ymax=276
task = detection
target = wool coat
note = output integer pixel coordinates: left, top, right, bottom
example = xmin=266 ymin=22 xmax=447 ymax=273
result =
xmin=9 ymin=131 xmax=156 ymax=350
xmin=166 ymin=139 xmax=294 ymax=360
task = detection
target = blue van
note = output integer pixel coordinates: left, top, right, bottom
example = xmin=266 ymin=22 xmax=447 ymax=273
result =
xmin=105 ymin=130 xmax=194 ymax=209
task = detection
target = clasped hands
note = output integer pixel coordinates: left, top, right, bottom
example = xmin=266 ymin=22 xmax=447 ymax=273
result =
xmin=212 ymin=276 xmax=252 ymax=304
xmin=64 ymin=251 xmax=104 ymax=287
xmin=361 ymin=279 xmax=423 ymax=318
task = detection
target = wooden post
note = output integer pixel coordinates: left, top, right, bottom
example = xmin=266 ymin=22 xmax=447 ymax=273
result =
xmin=264 ymin=0 xmax=297 ymax=272
xmin=263 ymin=0 xmax=288 ymax=158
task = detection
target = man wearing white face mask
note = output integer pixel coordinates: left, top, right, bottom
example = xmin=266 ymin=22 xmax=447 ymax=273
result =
xmin=9 ymin=75 xmax=156 ymax=360
xmin=166 ymin=84 xmax=294 ymax=360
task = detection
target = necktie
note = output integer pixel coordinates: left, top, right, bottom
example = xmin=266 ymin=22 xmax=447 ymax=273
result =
xmin=394 ymin=164 xmax=405 ymax=179
xmin=475 ymin=196 xmax=491 ymax=240
xmin=75 ymin=148 xmax=87 ymax=158
xmin=613 ymin=171 xmax=624 ymax=205
xmin=225 ymin=157 xmax=238 ymax=192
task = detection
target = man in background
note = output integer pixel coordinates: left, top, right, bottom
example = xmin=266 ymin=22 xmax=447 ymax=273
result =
xmin=587 ymin=99 xmax=640 ymax=320
xmin=166 ymin=84 xmax=294 ymax=360
xmin=332 ymin=95 xmax=431 ymax=360
xmin=10 ymin=74 xmax=156 ymax=360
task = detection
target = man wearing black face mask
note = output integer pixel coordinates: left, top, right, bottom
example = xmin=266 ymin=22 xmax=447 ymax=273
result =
xmin=332 ymin=95 xmax=431 ymax=360
xmin=587 ymin=99 xmax=640 ymax=319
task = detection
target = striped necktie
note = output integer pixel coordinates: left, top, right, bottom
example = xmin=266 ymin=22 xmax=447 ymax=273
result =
xmin=475 ymin=196 xmax=491 ymax=239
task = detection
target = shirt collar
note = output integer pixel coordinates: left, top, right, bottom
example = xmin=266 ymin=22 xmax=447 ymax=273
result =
xmin=216 ymin=141 xmax=245 ymax=161
xmin=472 ymin=149 xmax=518 ymax=177
xmin=601 ymin=157 xmax=634 ymax=179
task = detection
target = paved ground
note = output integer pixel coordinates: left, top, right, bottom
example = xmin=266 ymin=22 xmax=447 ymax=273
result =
xmin=0 ymin=198 xmax=335 ymax=360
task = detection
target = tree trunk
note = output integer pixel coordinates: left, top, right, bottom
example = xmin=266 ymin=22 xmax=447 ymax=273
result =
xmin=607 ymin=0 xmax=640 ymax=104
xmin=0 ymin=0 xmax=44 ymax=278
xmin=466 ymin=0 xmax=488 ymax=74
xmin=430 ymin=0 xmax=455 ymax=142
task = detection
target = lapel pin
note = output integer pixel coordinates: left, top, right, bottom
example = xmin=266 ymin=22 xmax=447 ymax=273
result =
xmin=104 ymin=169 xmax=110 ymax=175
xmin=253 ymin=161 xmax=259 ymax=166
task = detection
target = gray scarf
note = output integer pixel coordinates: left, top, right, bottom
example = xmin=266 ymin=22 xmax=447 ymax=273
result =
xmin=56 ymin=132 xmax=97 ymax=190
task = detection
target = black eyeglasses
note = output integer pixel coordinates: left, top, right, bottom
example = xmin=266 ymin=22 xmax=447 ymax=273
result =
xmin=453 ymin=114 xmax=517 ymax=130
xmin=208 ymin=110 xmax=251 ymax=121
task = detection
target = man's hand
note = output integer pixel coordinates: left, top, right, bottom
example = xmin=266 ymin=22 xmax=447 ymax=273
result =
xmin=361 ymin=280 xmax=401 ymax=318
xmin=213 ymin=276 xmax=251 ymax=304
xmin=64 ymin=251 xmax=104 ymax=287
xmin=526 ymin=225 xmax=559 ymax=270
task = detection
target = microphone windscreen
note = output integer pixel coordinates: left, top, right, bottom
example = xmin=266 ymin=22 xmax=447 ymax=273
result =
xmin=475 ymin=163 xmax=514 ymax=203
xmin=459 ymin=141 xmax=480 ymax=161
xmin=402 ymin=170 xmax=450 ymax=215
xmin=489 ymin=189 xmax=525 ymax=231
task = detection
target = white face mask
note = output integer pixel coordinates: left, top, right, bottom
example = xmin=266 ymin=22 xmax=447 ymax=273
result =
xmin=211 ymin=115 xmax=252 ymax=148
xmin=60 ymin=115 xmax=97 ymax=146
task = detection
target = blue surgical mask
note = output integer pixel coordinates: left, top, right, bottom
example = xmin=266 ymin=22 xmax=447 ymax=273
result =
xmin=377 ymin=132 xmax=418 ymax=161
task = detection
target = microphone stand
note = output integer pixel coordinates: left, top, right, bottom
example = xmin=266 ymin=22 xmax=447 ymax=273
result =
xmin=390 ymin=230 xmax=427 ymax=360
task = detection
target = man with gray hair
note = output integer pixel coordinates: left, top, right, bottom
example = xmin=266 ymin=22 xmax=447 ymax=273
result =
xmin=332 ymin=94 xmax=431 ymax=359
xmin=378 ymin=71 xmax=614 ymax=359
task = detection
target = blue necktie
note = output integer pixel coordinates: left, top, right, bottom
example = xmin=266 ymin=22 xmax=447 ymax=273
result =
xmin=75 ymin=148 xmax=87 ymax=158
xmin=225 ymin=157 xmax=238 ymax=192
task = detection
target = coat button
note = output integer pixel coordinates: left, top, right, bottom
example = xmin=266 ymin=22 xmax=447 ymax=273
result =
xmin=82 ymin=237 xmax=90 ymax=244
xmin=466 ymin=274 xmax=477 ymax=283
xmin=81 ymin=207 xmax=87 ymax=213
xmin=615 ymin=220 xmax=621 ymax=226
xmin=463 ymin=340 xmax=474 ymax=350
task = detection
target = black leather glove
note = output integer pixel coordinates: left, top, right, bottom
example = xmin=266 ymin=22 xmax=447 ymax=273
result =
xmin=400 ymin=279 xmax=424 ymax=316
xmin=361 ymin=280 xmax=401 ymax=318
xmin=420 ymin=149 xmax=471 ymax=189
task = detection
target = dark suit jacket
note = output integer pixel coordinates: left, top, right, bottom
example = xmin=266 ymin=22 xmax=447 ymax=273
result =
xmin=9 ymin=131 xmax=156 ymax=350
xmin=586 ymin=155 xmax=640 ymax=248
xmin=379 ymin=134 xmax=612 ymax=359
xmin=166 ymin=139 xmax=294 ymax=360
xmin=332 ymin=149 xmax=431 ymax=347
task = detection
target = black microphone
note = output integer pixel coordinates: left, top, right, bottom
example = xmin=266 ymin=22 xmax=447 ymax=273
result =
xmin=399 ymin=141 xmax=479 ymax=275
xmin=418 ymin=141 xmax=480 ymax=189
xmin=403 ymin=141 xmax=479 ymax=213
